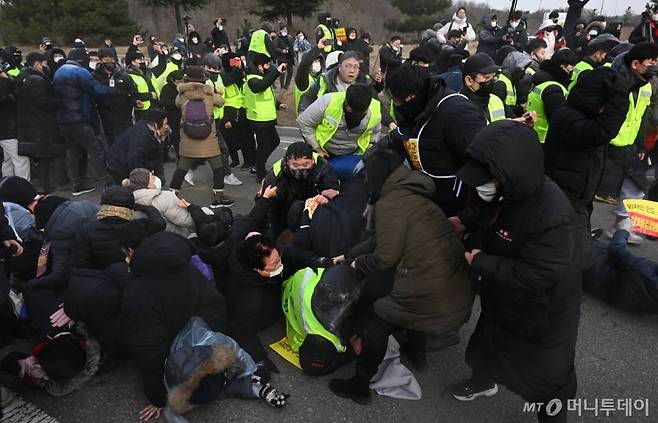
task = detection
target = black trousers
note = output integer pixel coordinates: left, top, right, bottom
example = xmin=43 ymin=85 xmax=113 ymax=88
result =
xmin=278 ymin=62 xmax=294 ymax=89
xmin=250 ymin=124 xmax=280 ymax=179
xmin=61 ymin=123 xmax=109 ymax=186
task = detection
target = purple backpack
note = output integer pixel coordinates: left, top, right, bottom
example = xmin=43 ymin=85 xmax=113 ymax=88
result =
xmin=182 ymin=99 xmax=212 ymax=140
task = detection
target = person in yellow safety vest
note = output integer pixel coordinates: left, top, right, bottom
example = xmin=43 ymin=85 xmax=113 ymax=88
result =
xmin=247 ymin=22 xmax=277 ymax=69
xmin=315 ymin=12 xmax=337 ymax=54
xmin=524 ymin=38 xmax=547 ymax=76
xmin=203 ymin=54 xmax=243 ymax=187
xmin=601 ymin=42 xmax=658 ymax=243
xmin=125 ymin=51 xmax=158 ymax=121
xmin=293 ymin=40 xmax=326 ymax=114
xmin=297 ymin=85 xmax=382 ymax=180
xmin=282 ymin=265 xmax=363 ymax=375
xmin=460 ymin=53 xmax=509 ymax=124
xmin=526 ymin=48 xmax=578 ymax=143
xmin=262 ymin=142 xmax=339 ymax=239
xmin=154 ymin=49 xmax=183 ymax=96
xmin=3 ymin=46 xmax=22 ymax=77
xmin=298 ymin=51 xmax=384 ymax=114
xmin=243 ymin=53 xmax=288 ymax=180
xmin=568 ymin=34 xmax=621 ymax=91
xmin=219 ymin=52 xmax=255 ymax=170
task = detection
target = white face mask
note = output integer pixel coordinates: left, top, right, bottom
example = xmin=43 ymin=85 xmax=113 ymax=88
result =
xmin=268 ymin=264 xmax=284 ymax=277
xmin=192 ymin=37 xmax=198 ymax=44
xmin=217 ymin=24 xmax=223 ymax=30
xmin=312 ymin=62 xmax=322 ymax=73
xmin=153 ymin=176 xmax=162 ymax=190
xmin=89 ymin=61 xmax=99 ymax=70
xmin=510 ymin=21 xmax=519 ymax=29
xmin=653 ymin=13 xmax=658 ymax=21
xmin=54 ymin=55 xmax=64 ymax=63
xmin=476 ymin=181 xmax=498 ymax=202
xmin=491 ymin=21 xmax=497 ymax=28
xmin=298 ymin=35 xmax=305 ymax=40
xmin=171 ymin=53 xmax=182 ymax=61
xmin=281 ymin=31 xmax=288 ymax=37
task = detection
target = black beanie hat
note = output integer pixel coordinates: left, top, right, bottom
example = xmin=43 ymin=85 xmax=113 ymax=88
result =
xmin=38 ymin=334 xmax=86 ymax=381
xmin=34 ymin=195 xmax=68 ymax=230
xmin=0 ymin=176 xmax=38 ymax=209
xmin=567 ymin=66 xmax=614 ymax=118
xmin=67 ymin=48 xmax=89 ymax=64
xmin=100 ymin=186 xmax=135 ymax=209
xmin=97 ymin=47 xmax=116 ymax=60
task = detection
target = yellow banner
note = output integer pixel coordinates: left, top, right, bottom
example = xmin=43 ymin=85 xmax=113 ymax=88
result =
xmin=269 ymin=337 xmax=301 ymax=369
xmin=623 ymin=199 xmax=658 ymax=237
xmin=403 ymin=138 xmax=423 ymax=171
xmin=335 ymin=27 xmax=347 ymax=43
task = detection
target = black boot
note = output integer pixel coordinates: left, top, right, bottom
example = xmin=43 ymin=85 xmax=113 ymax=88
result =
xmin=401 ymin=342 xmax=428 ymax=372
xmin=329 ymin=373 xmax=371 ymax=405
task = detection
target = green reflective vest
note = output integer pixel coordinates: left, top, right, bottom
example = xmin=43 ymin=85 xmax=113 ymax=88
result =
xmin=295 ymin=74 xmax=316 ymax=112
xmin=273 ymin=152 xmax=320 ymax=176
xmin=282 ymin=268 xmax=346 ymax=353
xmin=155 ymin=62 xmax=179 ymax=97
xmin=129 ymin=73 xmax=151 ymax=111
xmin=610 ymin=83 xmax=652 ymax=147
xmin=249 ymin=29 xmax=270 ymax=57
xmin=487 ymin=94 xmax=506 ymax=123
xmin=568 ymin=60 xmax=594 ymax=91
xmin=317 ymin=24 xmax=334 ymax=53
xmin=317 ymin=76 xmax=329 ymax=98
xmin=526 ymin=67 xmax=536 ymax=76
xmin=315 ymin=92 xmax=381 ymax=155
xmin=224 ymin=80 xmax=244 ymax=110
xmin=497 ymin=73 xmax=516 ymax=106
xmin=210 ymin=75 xmax=225 ymax=120
xmin=243 ymin=74 xmax=277 ymax=122
xmin=7 ymin=67 xmax=19 ymax=77
xmin=527 ymin=81 xmax=567 ymax=143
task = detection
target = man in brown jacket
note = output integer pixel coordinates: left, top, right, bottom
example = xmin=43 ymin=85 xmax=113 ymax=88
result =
xmin=169 ymin=64 xmax=234 ymax=208
xmin=329 ymin=148 xmax=475 ymax=405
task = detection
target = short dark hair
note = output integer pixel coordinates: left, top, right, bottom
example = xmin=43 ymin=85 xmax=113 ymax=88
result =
xmin=551 ymin=48 xmax=579 ymax=67
xmin=509 ymin=10 xmax=523 ymax=20
xmin=235 ymin=234 xmax=276 ymax=270
xmin=39 ymin=334 xmax=86 ymax=381
xmin=625 ymin=42 xmax=658 ymax=66
xmin=252 ymin=52 xmax=271 ymax=67
xmin=345 ymin=84 xmax=373 ymax=114
xmin=390 ymin=35 xmax=401 ymax=42
xmin=141 ymin=108 xmax=166 ymax=126
xmin=447 ymin=29 xmax=463 ymax=39
xmin=526 ymin=38 xmax=547 ymax=54
xmin=386 ymin=63 xmax=430 ymax=102
xmin=285 ymin=141 xmax=314 ymax=160
xmin=26 ymin=52 xmax=47 ymax=67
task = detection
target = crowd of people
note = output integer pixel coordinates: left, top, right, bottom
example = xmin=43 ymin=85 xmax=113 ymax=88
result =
xmin=0 ymin=4 xmax=657 ymax=423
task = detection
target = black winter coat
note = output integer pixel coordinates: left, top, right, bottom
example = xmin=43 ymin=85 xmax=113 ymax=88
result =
xmin=463 ymin=121 xmax=581 ymax=404
xmin=71 ymin=206 xmax=165 ymax=271
xmin=544 ymin=70 xmax=630 ymax=206
xmin=384 ymin=77 xmax=487 ymax=216
xmin=0 ymin=76 xmax=17 ymax=140
xmin=122 ymin=232 xmax=227 ymax=408
xmin=15 ymin=67 xmax=61 ymax=158
xmin=379 ymin=43 xmax=403 ymax=76
xmin=274 ymin=34 xmax=295 ymax=64
xmin=531 ymin=68 xmax=569 ymax=123
xmin=93 ymin=66 xmax=135 ymax=143
xmin=106 ymin=120 xmax=165 ymax=179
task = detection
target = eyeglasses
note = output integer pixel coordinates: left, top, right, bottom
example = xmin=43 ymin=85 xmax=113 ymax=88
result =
xmin=341 ymin=63 xmax=360 ymax=70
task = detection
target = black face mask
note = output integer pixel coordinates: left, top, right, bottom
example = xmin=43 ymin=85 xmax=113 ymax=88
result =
xmin=394 ymin=94 xmax=426 ymax=126
xmin=139 ymin=63 xmax=147 ymax=73
xmin=290 ymin=168 xmax=312 ymax=181
xmin=103 ymin=62 xmax=115 ymax=72
xmin=41 ymin=65 xmax=51 ymax=78
xmin=475 ymin=80 xmax=495 ymax=98
xmin=642 ymin=64 xmax=658 ymax=80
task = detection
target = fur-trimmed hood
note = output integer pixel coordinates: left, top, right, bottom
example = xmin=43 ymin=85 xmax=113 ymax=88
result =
xmin=177 ymin=81 xmax=214 ymax=100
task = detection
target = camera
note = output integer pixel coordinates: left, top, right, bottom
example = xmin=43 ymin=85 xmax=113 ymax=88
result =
xmin=182 ymin=15 xmax=191 ymax=23
xmin=0 ymin=59 xmax=11 ymax=73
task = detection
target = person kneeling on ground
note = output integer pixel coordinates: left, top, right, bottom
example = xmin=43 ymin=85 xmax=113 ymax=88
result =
xmin=261 ymin=142 xmax=339 ymax=240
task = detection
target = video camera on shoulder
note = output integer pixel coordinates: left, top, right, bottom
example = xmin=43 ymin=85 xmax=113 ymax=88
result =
xmin=0 ymin=58 xmax=11 ymax=73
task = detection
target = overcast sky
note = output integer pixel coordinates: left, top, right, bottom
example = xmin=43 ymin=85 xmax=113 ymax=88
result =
xmin=483 ymin=0 xmax=647 ymax=16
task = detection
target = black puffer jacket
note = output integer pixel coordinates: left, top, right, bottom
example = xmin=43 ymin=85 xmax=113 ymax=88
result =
xmin=0 ymin=74 xmax=17 ymax=140
xmin=71 ymin=204 xmax=165 ymax=271
xmin=462 ymin=121 xmax=581 ymax=404
xmin=544 ymin=67 xmax=630 ymax=206
xmin=52 ymin=61 xmax=114 ymax=125
xmin=15 ymin=67 xmax=61 ymax=158
xmin=93 ymin=65 xmax=135 ymax=143
xmin=106 ymin=120 xmax=164 ymax=178
xmin=385 ymin=77 xmax=488 ymax=216
xmin=121 ymin=232 xmax=227 ymax=408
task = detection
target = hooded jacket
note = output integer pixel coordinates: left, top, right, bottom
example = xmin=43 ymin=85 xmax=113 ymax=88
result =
xmin=121 ymin=232 xmax=228 ymax=408
xmin=133 ymin=186 xmax=195 ymax=237
xmin=463 ymin=121 xmax=581 ymax=403
xmin=530 ymin=60 xmax=571 ymax=122
xmin=477 ymin=17 xmax=505 ymax=59
xmin=176 ymin=81 xmax=223 ymax=158
xmin=350 ymin=165 xmax=474 ymax=334
xmin=106 ymin=120 xmax=164 ymax=178
xmin=0 ymin=70 xmax=17 ymax=141
xmin=52 ymin=61 xmax=114 ymax=125
xmin=437 ymin=13 xmax=476 ymax=43
xmin=93 ymin=64 xmax=135 ymax=141
xmin=502 ymin=51 xmax=533 ymax=105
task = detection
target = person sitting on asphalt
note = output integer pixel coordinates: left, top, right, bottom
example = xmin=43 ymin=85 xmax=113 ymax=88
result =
xmin=260 ymin=142 xmax=339 ymax=240
xmin=297 ymin=84 xmax=381 ymax=180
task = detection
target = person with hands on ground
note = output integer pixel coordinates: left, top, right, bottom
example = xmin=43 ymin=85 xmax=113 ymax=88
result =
xmin=450 ymin=120 xmax=581 ymax=423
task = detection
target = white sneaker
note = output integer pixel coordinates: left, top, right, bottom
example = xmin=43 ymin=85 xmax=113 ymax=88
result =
xmin=224 ymin=173 xmax=243 ymax=186
xmin=184 ymin=170 xmax=195 ymax=186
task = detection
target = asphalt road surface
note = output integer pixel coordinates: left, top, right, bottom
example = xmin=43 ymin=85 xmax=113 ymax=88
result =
xmin=1 ymin=127 xmax=657 ymax=423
